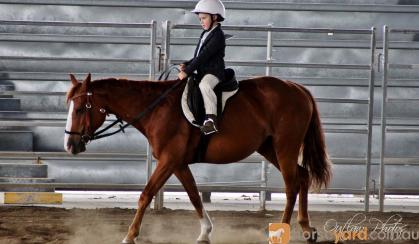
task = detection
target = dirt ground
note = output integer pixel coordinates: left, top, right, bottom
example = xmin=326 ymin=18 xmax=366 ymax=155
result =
xmin=0 ymin=206 xmax=418 ymax=244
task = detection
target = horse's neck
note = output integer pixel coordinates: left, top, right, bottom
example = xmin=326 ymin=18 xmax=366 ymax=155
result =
xmin=97 ymin=79 xmax=179 ymax=133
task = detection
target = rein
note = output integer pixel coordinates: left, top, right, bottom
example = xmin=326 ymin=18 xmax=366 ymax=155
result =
xmin=65 ymin=65 xmax=183 ymax=142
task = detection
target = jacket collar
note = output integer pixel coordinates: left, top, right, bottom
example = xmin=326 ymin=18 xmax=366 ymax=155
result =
xmin=194 ymin=24 xmax=221 ymax=56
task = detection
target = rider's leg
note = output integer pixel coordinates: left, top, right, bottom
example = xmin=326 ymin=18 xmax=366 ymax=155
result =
xmin=199 ymin=74 xmax=220 ymax=135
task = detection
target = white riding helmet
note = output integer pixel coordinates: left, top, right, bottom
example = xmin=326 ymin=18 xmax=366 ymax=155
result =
xmin=191 ymin=0 xmax=226 ymax=21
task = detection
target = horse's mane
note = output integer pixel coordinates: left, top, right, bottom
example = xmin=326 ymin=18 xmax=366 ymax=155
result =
xmin=66 ymin=78 xmax=181 ymax=103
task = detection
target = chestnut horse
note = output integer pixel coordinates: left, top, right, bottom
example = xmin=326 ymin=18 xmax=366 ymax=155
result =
xmin=64 ymin=73 xmax=331 ymax=244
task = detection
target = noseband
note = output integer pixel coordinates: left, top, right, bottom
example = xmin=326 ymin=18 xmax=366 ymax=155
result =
xmin=64 ymin=91 xmax=113 ymax=143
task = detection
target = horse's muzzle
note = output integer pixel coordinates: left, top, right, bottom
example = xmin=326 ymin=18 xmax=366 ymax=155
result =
xmin=66 ymin=137 xmax=86 ymax=155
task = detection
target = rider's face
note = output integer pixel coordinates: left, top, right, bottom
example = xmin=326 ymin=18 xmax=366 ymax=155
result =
xmin=198 ymin=13 xmax=214 ymax=30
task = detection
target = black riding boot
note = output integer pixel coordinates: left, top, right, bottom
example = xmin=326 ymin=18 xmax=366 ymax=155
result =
xmin=201 ymin=114 xmax=218 ymax=135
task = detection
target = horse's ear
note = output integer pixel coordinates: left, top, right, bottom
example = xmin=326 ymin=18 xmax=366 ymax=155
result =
xmin=69 ymin=74 xmax=78 ymax=86
xmin=82 ymin=73 xmax=91 ymax=89
xmin=84 ymin=73 xmax=92 ymax=86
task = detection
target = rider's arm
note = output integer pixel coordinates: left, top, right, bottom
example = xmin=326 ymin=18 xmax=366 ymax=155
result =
xmin=183 ymin=30 xmax=225 ymax=76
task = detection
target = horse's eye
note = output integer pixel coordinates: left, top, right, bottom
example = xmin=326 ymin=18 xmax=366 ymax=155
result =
xmin=75 ymin=108 xmax=84 ymax=114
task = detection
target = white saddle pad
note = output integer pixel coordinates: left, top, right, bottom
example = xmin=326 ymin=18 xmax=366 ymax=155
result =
xmin=181 ymin=81 xmax=238 ymax=127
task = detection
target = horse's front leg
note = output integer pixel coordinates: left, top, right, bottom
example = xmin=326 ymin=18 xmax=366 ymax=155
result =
xmin=121 ymin=161 xmax=175 ymax=244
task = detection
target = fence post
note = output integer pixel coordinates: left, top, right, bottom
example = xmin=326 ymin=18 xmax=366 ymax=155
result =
xmin=266 ymin=24 xmax=273 ymax=76
xmin=146 ymin=143 xmax=153 ymax=182
xmin=202 ymin=192 xmax=211 ymax=203
xmin=149 ymin=20 xmax=157 ymax=80
xmin=259 ymin=160 xmax=268 ymax=211
xmin=145 ymin=21 xmax=157 ymax=210
xmin=379 ymin=25 xmax=389 ymax=212
xmin=364 ymin=26 xmax=376 ymax=212
xmin=153 ymin=20 xmax=172 ymax=211
xmin=162 ymin=20 xmax=171 ymax=70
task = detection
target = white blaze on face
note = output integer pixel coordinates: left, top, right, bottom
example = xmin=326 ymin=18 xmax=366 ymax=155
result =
xmin=64 ymin=101 xmax=74 ymax=152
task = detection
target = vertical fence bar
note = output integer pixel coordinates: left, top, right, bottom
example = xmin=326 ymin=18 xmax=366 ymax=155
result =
xmin=146 ymin=144 xmax=153 ymax=183
xmin=153 ymin=20 xmax=171 ymax=210
xmin=154 ymin=184 xmax=164 ymax=210
xmin=162 ymin=20 xmax=171 ymax=70
xmin=379 ymin=25 xmax=389 ymax=212
xmin=259 ymin=161 xmax=268 ymax=210
xmin=149 ymin=20 xmax=157 ymax=80
xmin=266 ymin=24 xmax=273 ymax=76
xmin=364 ymin=27 xmax=376 ymax=212
xmin=146 ymin=21 xmax=157 ymax=209
xmin=146 ymin=143 xmax=155 ymax=209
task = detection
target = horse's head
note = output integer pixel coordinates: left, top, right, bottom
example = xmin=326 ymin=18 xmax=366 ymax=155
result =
xmin=64 ymin=73 xmax=107 ymax=154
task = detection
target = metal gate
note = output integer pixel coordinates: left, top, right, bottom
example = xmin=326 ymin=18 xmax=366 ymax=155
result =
xmin=159 ymin=21 xmax=377 ymax=211
xmin=379 ymin=25 xmax=419 ymax=211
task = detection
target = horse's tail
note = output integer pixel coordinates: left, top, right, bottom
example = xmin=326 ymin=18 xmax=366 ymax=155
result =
xmin=299 ymin=85 xmax=332 ymax=191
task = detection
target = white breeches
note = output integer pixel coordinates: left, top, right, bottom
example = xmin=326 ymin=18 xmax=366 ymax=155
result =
xmin=199 ymin=74 xmax=220 ymax=115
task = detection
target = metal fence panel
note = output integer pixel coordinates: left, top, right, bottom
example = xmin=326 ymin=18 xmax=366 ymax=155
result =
xmin=379 ymin=26 xmax=419 ymax=211
xmin=1 ymin=2 xmax=419 ymax=212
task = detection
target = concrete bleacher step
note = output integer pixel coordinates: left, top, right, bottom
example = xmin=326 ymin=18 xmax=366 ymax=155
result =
xmin=0 ymin=131 xmax=33 ymax=151
xmin=0 ymin=84 xmax=14 ymax=98
xmin=0 ymin=98 xmax=21 ymax=111
xmin=0 ymin=163 xmax=62 ymax=203
xmin=3 ymin=192 xmax=62 ymax=204
xmin=0 ymin=177 xmax=55 ymax=192
xmin=0 ymin=163 xmax=47 ymax=178
xmin=0 ymin=111 xmax=66 ymax=119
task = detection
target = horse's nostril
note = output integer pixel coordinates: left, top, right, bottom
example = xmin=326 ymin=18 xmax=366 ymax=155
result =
xmin=65 ymin=140 xmax=79 ymax=154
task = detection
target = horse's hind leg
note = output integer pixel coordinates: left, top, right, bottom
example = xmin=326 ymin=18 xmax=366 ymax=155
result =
xmin=277 ymin=153 xmax=300 ymax=224
xmin=258 ymin=138 xmax=317 ymax=241
xmin=259 ymin=138 xmax=299 ymax=223
xmin=257 ymin=137 xmax=278 ymax=165
xmin=258 ymin=138 xmax=300 ymax=224
xmin=297 ymin=165 xmax=317 ymax=242
xmin=175 ymin=166 xmax=212 ymax=244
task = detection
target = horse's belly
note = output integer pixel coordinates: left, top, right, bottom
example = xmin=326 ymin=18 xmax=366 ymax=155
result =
xmin=203 ymin=134 xmax=263 ymax=164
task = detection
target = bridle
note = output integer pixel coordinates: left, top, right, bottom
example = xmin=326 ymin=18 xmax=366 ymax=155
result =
xmin=64 ymin=66 xmax=183 ymax=143
xmin=64 ymin=91 xmax=113 ymax=144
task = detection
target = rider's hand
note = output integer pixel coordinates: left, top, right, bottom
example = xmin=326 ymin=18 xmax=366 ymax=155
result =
xmin=179 ymin=64 xmax=186 ymax=71
xmin=178 ymin=71 xmax=188 ymax=80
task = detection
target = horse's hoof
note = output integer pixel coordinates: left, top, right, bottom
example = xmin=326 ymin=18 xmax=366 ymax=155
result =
xmin=121 ymin=239 xmax=136 ymax=244
xmin=196 ymin=241 xmax=210 ymax=244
